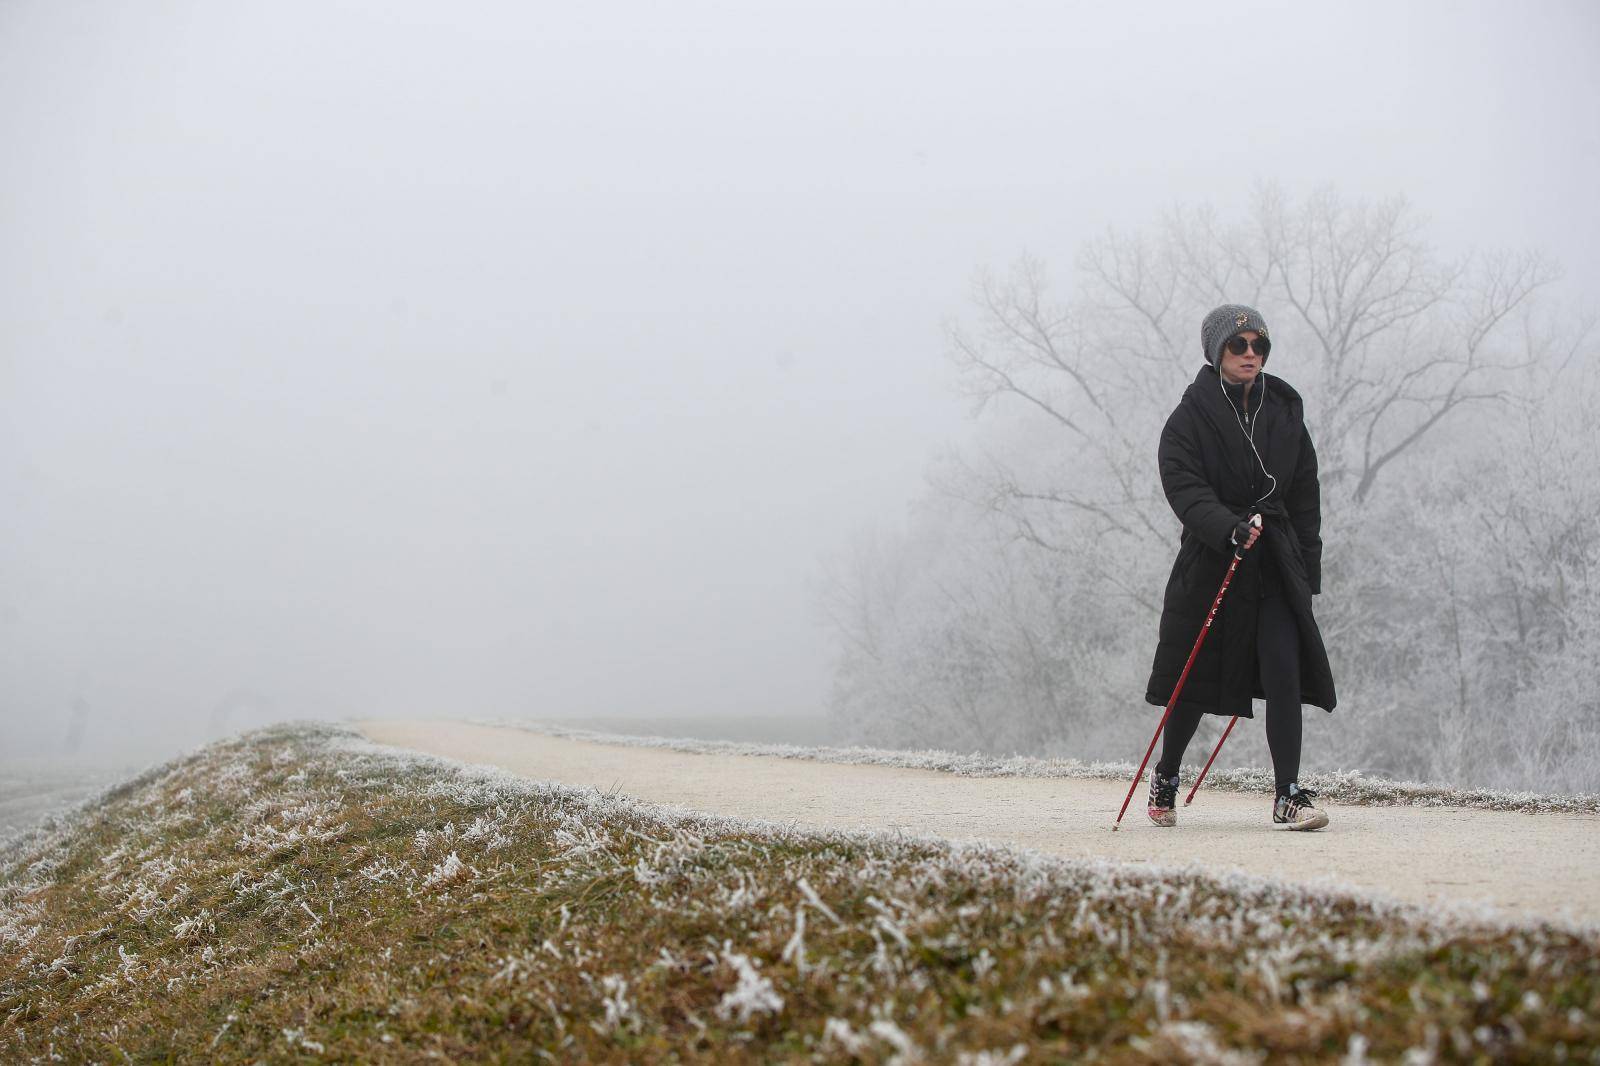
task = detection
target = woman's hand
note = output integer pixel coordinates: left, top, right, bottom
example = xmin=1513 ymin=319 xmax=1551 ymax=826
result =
xmin=1231 ymin=516 xmax=1263 ymax=551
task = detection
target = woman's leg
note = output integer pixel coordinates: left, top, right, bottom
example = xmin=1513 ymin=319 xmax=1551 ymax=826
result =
xmin=1155 ymin=703 xmax=1205 ymax=779
xmin=1257 ymin=595 xmax=1303 ymax=788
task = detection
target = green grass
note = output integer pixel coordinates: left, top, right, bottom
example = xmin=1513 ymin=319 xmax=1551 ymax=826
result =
xmin=2 ymin=723 xmax=1596 ymax=1063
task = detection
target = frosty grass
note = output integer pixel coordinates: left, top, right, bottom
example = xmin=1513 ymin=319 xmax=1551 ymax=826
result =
xmin=1 ymin=722 xmax=1596 ymax=1062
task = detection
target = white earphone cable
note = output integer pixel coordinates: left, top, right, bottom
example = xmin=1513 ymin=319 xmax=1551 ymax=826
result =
xmin=1218 ymin=371 xmax=1278 ymax=508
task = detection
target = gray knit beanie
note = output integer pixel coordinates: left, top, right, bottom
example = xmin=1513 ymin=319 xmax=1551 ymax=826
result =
xmin=1200 ymin=304 xmax=1271 ymax=367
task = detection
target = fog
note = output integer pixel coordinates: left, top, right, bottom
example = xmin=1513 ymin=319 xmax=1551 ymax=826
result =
xmin=3 ymin=1 xmax=1597 ymax=764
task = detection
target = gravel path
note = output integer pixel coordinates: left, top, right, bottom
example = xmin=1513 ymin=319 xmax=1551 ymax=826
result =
xmin=356 ymin=719 xmax=1600 ymax=927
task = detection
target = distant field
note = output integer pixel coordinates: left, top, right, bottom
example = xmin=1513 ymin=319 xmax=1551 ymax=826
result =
xmin=0 ymin=758 xmax=144 ymax=840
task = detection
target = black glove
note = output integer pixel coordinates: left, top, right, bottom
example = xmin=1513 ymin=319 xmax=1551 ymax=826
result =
xmin=1229 ymin=517 xmax=1260 ymax=550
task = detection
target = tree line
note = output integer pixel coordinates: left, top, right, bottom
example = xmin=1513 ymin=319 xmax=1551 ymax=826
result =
xmin=820 ymin=185 xmax=1599 ymax=794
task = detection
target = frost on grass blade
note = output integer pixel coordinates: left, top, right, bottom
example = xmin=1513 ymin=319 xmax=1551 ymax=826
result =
xmin=422 ymin=851 xmax=473 ymax=889
xmin=714 ymin=950 xmax=783 ymax=1023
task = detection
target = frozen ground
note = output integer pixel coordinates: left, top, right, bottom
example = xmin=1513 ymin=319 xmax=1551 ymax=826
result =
xmin=543 ymin=713 xmax=833 ymax=747
xmin=357 ymin=718 xmax=1600 ymax=927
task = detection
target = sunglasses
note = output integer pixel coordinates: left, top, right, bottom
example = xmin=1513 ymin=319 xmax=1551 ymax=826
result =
xmin=1224 ymin=336 xmax=1271 ymax=358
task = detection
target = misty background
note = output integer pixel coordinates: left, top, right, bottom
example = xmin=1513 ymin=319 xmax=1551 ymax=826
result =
xmin=3 ymin=4 xmax=1597 ymax=803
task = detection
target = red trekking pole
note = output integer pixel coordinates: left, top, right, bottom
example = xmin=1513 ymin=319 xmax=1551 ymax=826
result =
xmin=1114 ymin=514 xmax=1260 ymax=830
xmin=1185 ymin=716 xmax=1238 ymax=804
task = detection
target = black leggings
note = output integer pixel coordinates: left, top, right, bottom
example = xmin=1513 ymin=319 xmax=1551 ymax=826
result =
xmin=1155 ymin=594 xmax=1302 ymax=788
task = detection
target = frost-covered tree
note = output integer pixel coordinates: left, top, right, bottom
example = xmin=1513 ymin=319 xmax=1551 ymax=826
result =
xmin=824 ymin=185 xmax=1597 ymax=790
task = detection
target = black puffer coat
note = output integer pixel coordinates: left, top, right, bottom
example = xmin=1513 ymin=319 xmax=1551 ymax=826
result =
xmin=1143 ymin=365 xmax=1337 ymax=719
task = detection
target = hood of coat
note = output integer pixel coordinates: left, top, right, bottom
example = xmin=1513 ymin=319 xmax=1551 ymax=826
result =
xmin=1184 ymin=364 xmax=1304 ymax=435
xmin=1181 ymin=364 xmax=1306 ymax=506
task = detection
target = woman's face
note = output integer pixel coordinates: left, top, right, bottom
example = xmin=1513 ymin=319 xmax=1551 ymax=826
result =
xmin=1217 ymin=331 xmax=1266 ymax=385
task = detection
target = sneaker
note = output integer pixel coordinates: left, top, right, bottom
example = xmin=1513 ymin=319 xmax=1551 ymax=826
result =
xmin=1273 ymin=783 xmax=1329 ymax=831
xmin=1147 ymin=770 xmax=1180 ymax=827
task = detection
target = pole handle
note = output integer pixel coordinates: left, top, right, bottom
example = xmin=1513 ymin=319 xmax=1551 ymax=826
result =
xmin=1231 ymin=512 xmax=1264 ymax=560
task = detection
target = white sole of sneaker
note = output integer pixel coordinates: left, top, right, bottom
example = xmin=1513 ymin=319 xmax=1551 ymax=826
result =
xmin=1279 ymin=811 xmax=1329 ymax=831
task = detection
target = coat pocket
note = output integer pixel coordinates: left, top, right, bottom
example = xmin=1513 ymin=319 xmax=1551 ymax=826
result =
xmin=1174 ymin=535 xmax=1204 ymax=592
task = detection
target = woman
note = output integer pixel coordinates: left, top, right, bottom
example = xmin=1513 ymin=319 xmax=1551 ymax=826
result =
xmin=1143 ymin=304 xmax=1336 ymax=831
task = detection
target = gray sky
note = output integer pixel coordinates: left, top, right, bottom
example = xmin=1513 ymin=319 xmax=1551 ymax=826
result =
xmin=3 ymin=1 xmax=1597 ymax=758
